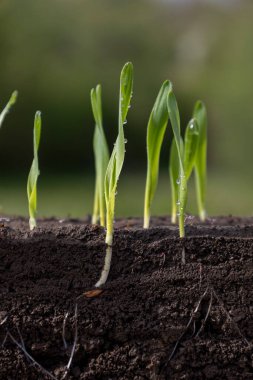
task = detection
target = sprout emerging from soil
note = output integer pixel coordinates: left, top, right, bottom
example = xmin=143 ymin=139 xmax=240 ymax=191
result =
xmin=0 ymin=91 xmax=18 ymax=129
xmin=167 ymin=86 xmax=199 ymax=237
xmin=95 ymin=62 xmax=133 ymax=288
xmin=143 ymin=81 xmax=171 ymax=228
xmin=193 ymin=100 xmax=207 ymax=221
xmin=91 ymin=84 xmax=109 ymax=227
xmin=27 ymin=111 xmax=41 ymax=231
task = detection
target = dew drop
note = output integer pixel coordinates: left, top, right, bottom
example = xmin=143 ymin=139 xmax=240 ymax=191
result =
xmin=176 ymin=200 xmax=180 ymax=206
xmin=123 ymin=120 xmax=127 ymax=125
xmin=124 ymin=139 xmax=128 ymax=144
xmin=176 ymin=178 xmax=180 ymax=185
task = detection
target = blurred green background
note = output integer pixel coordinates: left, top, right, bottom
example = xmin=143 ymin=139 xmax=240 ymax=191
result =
xmin=0 ymin=0 xmax=253 ymax=218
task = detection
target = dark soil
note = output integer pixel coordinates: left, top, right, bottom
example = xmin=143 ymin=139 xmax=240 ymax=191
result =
xmin=0 ymin=216 xmax=253 ymax=379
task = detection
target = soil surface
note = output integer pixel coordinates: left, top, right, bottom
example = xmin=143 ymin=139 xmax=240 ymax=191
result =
xmin=0 ymin=216 xmax=253 ymax=379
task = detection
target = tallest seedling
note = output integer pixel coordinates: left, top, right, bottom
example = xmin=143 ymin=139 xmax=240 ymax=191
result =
xmin=104 ymin=62 xmax=133 ymax=247
xmin=95 ymin=62 xmax=133 ymax=287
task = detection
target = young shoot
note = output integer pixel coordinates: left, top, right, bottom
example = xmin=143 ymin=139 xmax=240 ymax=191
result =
xmin=0 ymin=91 xmax=18 ymax=129
xmin=143 ymin=81 xmax=171 ymax=228
xmin=193 ymin=100 xmax=207 ymax=221
xmin=27 ymin=111 xmax=42 ymax=231
xmin=167 ymin=86 xmax=199 ymax=237
xmin=91 ymin=84 xmax=109 ymax=227
xmin=95 ymin=62 xmax=133 ymax=288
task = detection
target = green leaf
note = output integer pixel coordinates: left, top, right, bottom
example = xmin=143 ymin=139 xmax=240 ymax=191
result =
xmin=184 ymin=118 xmax=199 ymax=180
xmin=115 ymin=61 xmax=133 ymax=180
xmin=193 ymin=100 xmax=207 ymax=220
xmin=104 ymin=62 xmax=133 ymax=245
xmin=27 ymin=111 xmax=41 ymax=230
xmin=167 ymin=87 xmax=187 ymax=237
xmin=0 ymin=90 xmax=18 ymax=129
xmin=143 ymin=80 xmax=171 ymax=228
xmin=91 ymin=84 xmax=109 ymax=226
xmin=167 ymin=87 xmax=184 ymax=173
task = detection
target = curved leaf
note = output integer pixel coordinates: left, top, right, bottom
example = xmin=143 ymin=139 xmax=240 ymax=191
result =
xmin=143 ymin=80 xmax=171 ymax=228
xmin=0 ymin=91 xmax=18 ymax=128
xmin=184 ymin=118 xmax=199 ymax=180
xmin=91 ymin=84 xmax=109 ymax=226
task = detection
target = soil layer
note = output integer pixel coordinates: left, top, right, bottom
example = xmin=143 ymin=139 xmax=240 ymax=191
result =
xmin=0 ymin=216 xmax=253 ymax=379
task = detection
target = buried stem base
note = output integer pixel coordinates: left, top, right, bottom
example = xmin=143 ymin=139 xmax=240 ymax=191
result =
xmin=95 ymin=245 xmax=112 ymax=288
xmin=29 ymin=217 xmax=36 ymax=231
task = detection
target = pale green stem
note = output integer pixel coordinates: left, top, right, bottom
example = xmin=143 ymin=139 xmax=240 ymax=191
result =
xmin=171 ymin=182 xmax=177 ymax=224
xmin=178 ymin=173 xmax=187 ymax=238
xmin=143 ymin=174 xmax=151 ymax=229
xmin=195 ymin=170 xmax=206 ymax=221
xmin=92 ymin=180 xmax=99 ymax=224
xmin=29 ymin=215 xmax=36 ymax=231
xmin=99 ymin=187 xmax=106 ymax=227
xmin=105 ymin=194 xmax=115 ymax=246
xmin=171 ymin=205 xmax=177 ymax=224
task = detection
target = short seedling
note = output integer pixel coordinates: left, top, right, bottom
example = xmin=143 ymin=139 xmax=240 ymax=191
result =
xmin=193 ymin=100 xmax=207 ymax=221
xmin=0 ymin=91 xmax=18 ymax=129
xmin=143 ymin=81 xmax=171 ymax=228
xmin=91 ymin=84 xmax=109 ymax=227
xmin=167 ymin=85 xmax=199 ymax=237
xmin=95 ymin=62 xmax=133 ymax=287
xmin=27 ymin=111 xmax=42 ymax=231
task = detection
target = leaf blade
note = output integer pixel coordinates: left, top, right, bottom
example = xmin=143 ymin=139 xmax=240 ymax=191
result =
xmin=0 ymin=90 xmax=18 ymax=129
xmin=144 ymin=80 xmax=170 ymax=228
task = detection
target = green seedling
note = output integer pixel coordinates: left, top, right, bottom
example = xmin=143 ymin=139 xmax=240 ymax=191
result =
xmin=95 ymin=62 xmax=133 ymax=288
xmin=0 ymin=91 xmax=18 ymax=129
xmin=193 ymin=100 xmax=207 ymax=221
xmin=143 ymin=81 xmax=171 ymax=228
xmin=167 ymin=86 xmax=199 ymax=237
xmin=91 ymin=84 xmax=109 ymax=227
xmin=27 ymin=111 xmax=42 ymax=231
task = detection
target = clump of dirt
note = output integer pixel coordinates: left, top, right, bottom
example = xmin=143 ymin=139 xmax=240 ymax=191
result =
xmin=0 ymin=216 xmax=252 ymax=379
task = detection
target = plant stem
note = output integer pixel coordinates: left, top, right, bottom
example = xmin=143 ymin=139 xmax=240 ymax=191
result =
xmin=99 ymin=186 xmax=106 ymax=227
xmin=143 ymin=207 xmax=150 ymax=229
xmin=171 ymin=207 xmax=177 ymax=224
xmin=195 ymin=170 xmax=206 ymax=221
xmin=29 ymin=216 xmax=36 ymax=231
xmin=105 ymin=194 xmax=115 ymax=246
xmin=95 ymin=245 xmax=112 ymax=288
xmin=143 ymin=175 xmax=151 ymax=229
xmin=178 ymin=173 xmax=187 ymax=238
xmin=92 ymin=181 xmax=99 ymax=224
xmin=171 ymin=182 xmax=177 ymax=224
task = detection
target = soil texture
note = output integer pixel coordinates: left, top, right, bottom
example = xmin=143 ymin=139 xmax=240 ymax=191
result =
xmin=0 ymin=216 xmax=253 ymax=379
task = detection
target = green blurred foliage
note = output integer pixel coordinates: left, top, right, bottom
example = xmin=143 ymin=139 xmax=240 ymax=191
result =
xmin=0 ymin=0 xmax=253 ymax=216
